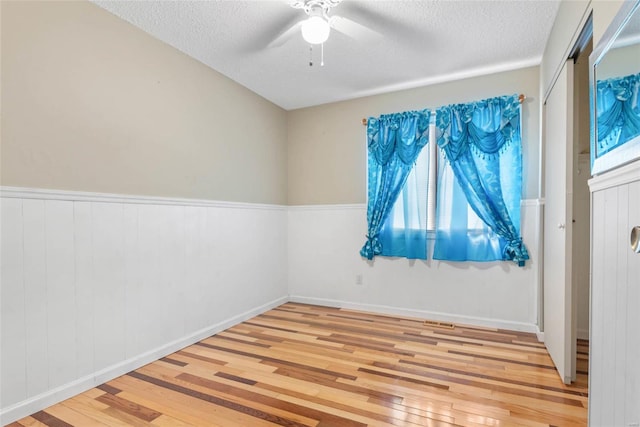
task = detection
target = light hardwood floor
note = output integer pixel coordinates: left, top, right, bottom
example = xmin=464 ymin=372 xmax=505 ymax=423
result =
xmin=11 ymin=303 xmax=588 ymax=426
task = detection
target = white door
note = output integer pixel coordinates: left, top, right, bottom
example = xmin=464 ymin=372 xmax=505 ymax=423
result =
xmin=543 ymin=59 xmax=576 ymax=384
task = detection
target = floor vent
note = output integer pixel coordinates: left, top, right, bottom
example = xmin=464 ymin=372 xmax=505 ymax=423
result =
xmin=424 ymin=320 xmax=455 ymax=329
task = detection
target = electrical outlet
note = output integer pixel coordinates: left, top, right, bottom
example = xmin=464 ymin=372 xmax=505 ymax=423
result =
xmin=355 ymin=274 xmax=363 ymax=285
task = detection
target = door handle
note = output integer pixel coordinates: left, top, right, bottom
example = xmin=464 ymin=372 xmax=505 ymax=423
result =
xmin=632 ymin=226 xmax=640 ymax=253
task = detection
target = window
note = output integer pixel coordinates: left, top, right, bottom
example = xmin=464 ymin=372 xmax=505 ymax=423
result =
xmin=377 ymin=121 xmax=433 ymax=260
xmin=362 ymin=94 xmax=529 ymax=266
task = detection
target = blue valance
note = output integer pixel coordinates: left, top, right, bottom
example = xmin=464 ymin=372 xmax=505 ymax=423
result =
xmin=596 ymin=72 xmax=640 ymax=155
xmin=366 ymin=111 xmax=431 ymax=165
xmin=436 ymin=95 xmax=521 ymax=160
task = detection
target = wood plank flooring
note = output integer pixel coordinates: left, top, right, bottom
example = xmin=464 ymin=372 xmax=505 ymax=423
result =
xmin=11 ymin=303 xmax=588 ymax=426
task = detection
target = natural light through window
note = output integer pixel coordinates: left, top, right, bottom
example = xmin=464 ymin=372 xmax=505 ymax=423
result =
xmin=362 ymin=94 xmax=528 ymax=265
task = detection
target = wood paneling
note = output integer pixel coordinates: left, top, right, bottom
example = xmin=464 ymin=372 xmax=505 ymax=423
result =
xmin=46 ymin=200 xmax=78 ymax=389
xmin=1 ymin=197 xmax=27 ymax=403
xmin=287 ymin=202 xmax=541 ymax=333
xmin=23 ymin=199 xmax=50 ymax=397
xmin=14 ymin=303 xmax=588 ymax=427
xmin=0 ymin=190 xmax=288 ymax=420
xmin=589 ymin=164 xmax=640 ymax=425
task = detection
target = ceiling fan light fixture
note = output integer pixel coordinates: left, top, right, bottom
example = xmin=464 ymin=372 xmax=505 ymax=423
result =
xmin=301 ymin=15 xmax=330 ymax=44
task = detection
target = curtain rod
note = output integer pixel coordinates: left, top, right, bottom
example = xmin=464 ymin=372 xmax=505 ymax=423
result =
xmin=361 ymin=93 xmax=527 ymax=126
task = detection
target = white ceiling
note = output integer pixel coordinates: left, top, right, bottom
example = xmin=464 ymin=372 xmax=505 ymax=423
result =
xmin=93 ymin=0 xmax=561 ymax=110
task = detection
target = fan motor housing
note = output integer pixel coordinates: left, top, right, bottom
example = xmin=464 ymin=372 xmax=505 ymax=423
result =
xmin=289 ymin=0 xmax=342 ymax=15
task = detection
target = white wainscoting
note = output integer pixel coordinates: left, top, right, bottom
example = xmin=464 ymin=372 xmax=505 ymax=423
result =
xmin=588 ymin=162 xmax=640 ymax=426
xmin=288 ymin=201 xmax=542 ymax=333
xmin=1 ymin=188 xmax=545 ymax=424
xmin=0 ymin=187 xmax=288 ymax=425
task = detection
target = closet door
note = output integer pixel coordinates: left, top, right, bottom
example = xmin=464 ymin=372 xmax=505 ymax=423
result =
xmin=543 ymin=59 xmax=575 ymax=384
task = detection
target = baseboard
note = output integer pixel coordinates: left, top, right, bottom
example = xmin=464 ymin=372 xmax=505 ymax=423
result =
xmin=289 ymin=295 xmax=539 ymax=334
xmin=577 ymin=328 xmax=589 ymax=341
xmin=524 ymin=329 xmax=585 ymax=343
xmin=0 ymin=295 xmax=288 ymax=426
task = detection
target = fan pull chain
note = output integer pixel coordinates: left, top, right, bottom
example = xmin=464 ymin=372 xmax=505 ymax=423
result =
xmin=308 ymin=44 xmax=325 ymax=67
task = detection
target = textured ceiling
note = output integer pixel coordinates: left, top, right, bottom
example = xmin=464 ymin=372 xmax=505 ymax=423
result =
xmin=93 ymin=0 xmax=561 ymax=110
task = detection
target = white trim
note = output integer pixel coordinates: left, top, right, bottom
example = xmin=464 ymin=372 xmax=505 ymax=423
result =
xmin=289 ymin=200 xmax=540 ymax=210
xmin=288 ymin=295 xmax=539 ymax=334
xmin=532 ymin=200 xmax=544 ymax=332
xmin=521 ymin=198 xmax=543 ymax=207
xmin=591 ymin=136 xmax=640 ymax=177
xmin=588 ymin=160 xmax=640 ymax=192
xmin=0 ymin=296 xmax=288 ymax=425
xmin=0 ymin=187 xmax=286 ymax=211
xmin=345 ymin=59 xmax=541 ymax=107
xmin=287 ymin=203 xmax=366 ymax=211
xmin=1 ymin=188 xmax=544 ymax=212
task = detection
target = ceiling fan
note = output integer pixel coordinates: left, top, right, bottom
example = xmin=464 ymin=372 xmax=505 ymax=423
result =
xmin=267 ymin=0 xmax=382 ymax=48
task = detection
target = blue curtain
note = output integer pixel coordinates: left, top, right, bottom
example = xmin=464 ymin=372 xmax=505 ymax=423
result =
xmin=434 ymin=95 xmax=529 ymax=266
xmin=360 ymin=110 xmax=431 ymax=260
xmin=596 ymin=72 xmax=640 ymax=156
xmin=378 ymin=140 xmax=430 ymax=260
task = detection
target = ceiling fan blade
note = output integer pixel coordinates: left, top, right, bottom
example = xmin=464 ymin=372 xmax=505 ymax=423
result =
xmin=267 ymin=20 xmax=303 ymax=48
xmin=329 ymin=15 xmax=382 ymax=42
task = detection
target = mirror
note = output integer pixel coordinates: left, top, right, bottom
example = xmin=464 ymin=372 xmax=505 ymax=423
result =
xmin=590 ymin=0 xmax=640 ymax=175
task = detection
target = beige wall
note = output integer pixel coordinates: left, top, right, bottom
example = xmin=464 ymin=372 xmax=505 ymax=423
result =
xmin=7 ymin=0 xmax=621 ymax=207
xmin=540 ymin=0 xmax=590 ymax=100
xmin=1 ymin=1 xmax=288 ymax=204
xmin=288 ymin=66 xmax=541 ymax=205
xmin=540 ymin=0 xmax=625 ymax=99
xmin=593 ymin=0 xmax=626 ymax=46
